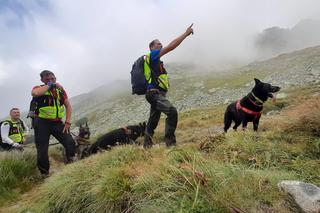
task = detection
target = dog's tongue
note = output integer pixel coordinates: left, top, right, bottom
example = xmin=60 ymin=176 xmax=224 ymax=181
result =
xmin=272 ymin=94 xmax=277 ymax=103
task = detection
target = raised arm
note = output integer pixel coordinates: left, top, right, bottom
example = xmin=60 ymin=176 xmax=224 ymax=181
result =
xmin=159 ymin=24 xmax=194 ymax=58
xmin=32 ymin=85 xmax=50 ymax=97
xmin=31 ymin=83 xmax=63 ymax=97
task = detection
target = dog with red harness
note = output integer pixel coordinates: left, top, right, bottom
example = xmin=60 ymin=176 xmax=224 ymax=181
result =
xmin=224 ymin=78 xmax=280 ymax=132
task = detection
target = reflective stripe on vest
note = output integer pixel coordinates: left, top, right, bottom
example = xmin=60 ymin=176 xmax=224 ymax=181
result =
xmin=144 ymin=53 xmax=169 ymax=90
xmin=144 ymin=54 xmax=152 ymax=83
xmin=6 ymin=120 xmax=25 ymax=143
xmin=38 ymin=88 xmax=65 ymax=119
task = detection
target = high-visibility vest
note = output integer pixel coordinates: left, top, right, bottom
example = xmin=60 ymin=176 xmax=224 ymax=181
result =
xmin=5 ymin=120 xmax=26 ymax=143
xmin=36 ymin=87 xmax=65 ymax=119
xmin=144 ymin=52 xmax=169 ymax=91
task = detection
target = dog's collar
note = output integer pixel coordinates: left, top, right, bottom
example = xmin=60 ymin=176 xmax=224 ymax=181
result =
xmin=251 ymin=92 xmax=264 ymax=104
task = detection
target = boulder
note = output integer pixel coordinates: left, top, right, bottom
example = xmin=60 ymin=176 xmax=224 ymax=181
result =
xmin=278 ymin=181 xmax=320 ymax=213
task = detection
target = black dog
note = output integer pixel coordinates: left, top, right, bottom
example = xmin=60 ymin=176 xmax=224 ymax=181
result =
xmin=224 ymin=78 xmax=280 ymax=132
xmin=87 ymin=122 xmax=146 ymax=154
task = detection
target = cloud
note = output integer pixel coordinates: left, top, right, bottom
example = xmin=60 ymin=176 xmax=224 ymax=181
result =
xmin=1 ymin=0 xmax=320 ymax=117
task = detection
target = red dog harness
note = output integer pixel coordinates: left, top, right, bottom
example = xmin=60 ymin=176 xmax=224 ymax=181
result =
xmin=236 ymin=100 xmax=261 ymax=118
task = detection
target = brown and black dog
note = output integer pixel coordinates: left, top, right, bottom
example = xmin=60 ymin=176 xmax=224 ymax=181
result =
xmin=224 ymin=78 xmax=280 ymax=132
xmin=86 ymin=122 xmax=146 ymax=155
xmin=62 ymin=122 xmax=91 ymax=162
xmin=74 ymin=122 xmax=91 ymax=159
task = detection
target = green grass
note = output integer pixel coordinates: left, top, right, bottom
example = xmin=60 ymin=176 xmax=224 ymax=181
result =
xmin=0 ymin=150 xmax=38 ymax=206
xmin=2 ymin=85 xmax=320 ymax=213
xmin=17 ymin=143 xmax=301 ymax=213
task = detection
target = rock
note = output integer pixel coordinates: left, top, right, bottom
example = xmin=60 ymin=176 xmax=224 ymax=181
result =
xmin=193 ymin=82 xmax=204 ymax=88
xmin=311 ymin=68 xmax=320 ymax=76
xmin=275 ymin=93 xmax=288 ymax=99
xmin=266 ymin=110 xmax=280 ymax=116
xmin=306 ymin=77 xmax=315 ymax=82
xmin=208 ymin=88 xmax=219 ymax=93
xmin=312 ymin=93 xmax=320 ymax=97
xmin=278 ymin=181 xmax=320 ymax=213
xmin=223 ymin=99 xmax=230 ymax=105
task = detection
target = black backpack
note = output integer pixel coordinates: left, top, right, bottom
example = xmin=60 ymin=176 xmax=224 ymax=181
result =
xmin=131 ymin=55 xmax=147 ymax=95
xmin=27 ymin=97 xmax=38 ymax=129
xmin=130 ymin=55 xmax=165 ymax=95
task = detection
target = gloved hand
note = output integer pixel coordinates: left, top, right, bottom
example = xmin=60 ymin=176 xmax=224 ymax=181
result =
xmin=12 ymin=143 xmax=22 ymax=149
xmin=47 ymin=81 xmax=56 ymax=89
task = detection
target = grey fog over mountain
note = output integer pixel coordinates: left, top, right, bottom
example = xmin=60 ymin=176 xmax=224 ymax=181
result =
xmin=1 ymin=0 xmax=320 ymax=118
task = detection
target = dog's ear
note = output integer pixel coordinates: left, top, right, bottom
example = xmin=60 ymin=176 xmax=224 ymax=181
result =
xmin=254 ymin=78 xmax=261 ymax=85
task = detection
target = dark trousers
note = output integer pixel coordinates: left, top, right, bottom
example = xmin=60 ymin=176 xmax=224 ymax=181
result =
xmin=0 ymin=143 xmax=14 ymax=150
xmin=34 ymin=118 xmax=75 ymax=174
xmin=144 ymin=90 xmax=178 ymax=148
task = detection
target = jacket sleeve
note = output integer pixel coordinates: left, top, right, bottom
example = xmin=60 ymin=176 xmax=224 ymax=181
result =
xmin=1 ymin=122 xmax=15 ymax=145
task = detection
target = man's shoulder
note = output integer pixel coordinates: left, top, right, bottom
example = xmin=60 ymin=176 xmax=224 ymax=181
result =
xmin=1 ymin=120 xmax=12 ymax=127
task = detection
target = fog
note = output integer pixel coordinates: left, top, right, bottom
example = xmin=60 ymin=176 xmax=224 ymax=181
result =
xmin=1 ymin=0 xmax=320 ymax=117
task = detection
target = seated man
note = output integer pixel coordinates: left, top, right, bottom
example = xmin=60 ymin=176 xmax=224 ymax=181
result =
xmin=0 ymin=108 xmax=29 ymax=150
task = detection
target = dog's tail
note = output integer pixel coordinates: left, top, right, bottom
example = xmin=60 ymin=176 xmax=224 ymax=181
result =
xmin=224 ymin=106 xmax=233 ymax=133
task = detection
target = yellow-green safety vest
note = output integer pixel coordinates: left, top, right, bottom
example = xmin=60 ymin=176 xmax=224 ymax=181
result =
xmin=38 ymin=88 xmax=65 ymax=119
xmin=6 ymin=120 xmax=25 ymax=144
xmin=144 ymin=53 xmax=169 ymax=90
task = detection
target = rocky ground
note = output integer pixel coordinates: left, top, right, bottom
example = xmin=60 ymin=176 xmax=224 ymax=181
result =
xmin=70 ymin=46 xmax=320 ymax=137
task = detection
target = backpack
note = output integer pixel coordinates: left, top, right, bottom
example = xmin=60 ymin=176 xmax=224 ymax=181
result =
xmin=131 ymin=55 xmax=147 ymax=95
xmin=130 ymin=55 xmax=165 ymax=95
xmin=27 ymin=97 xmax=38 ymax=129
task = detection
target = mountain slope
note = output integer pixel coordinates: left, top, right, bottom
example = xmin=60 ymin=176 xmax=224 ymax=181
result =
xmin=4 ymin=84 xmax=319 ymax=213
xmin=70 ymin=46 xmax=320 ymax=136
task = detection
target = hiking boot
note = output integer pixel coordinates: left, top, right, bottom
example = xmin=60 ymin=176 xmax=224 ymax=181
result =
xmin=68 ymin=156 xmax=77 ymax=163
xmin=144 ymin=134 xmax=153 ymax=149
xmin=39 ymin=170 xmax=50 ymax=179
xmin=165 ymin=138 xmax=176 ymax=147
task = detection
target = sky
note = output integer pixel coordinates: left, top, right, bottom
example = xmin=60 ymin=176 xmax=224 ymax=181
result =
xmin=1 ymin=0 xmax=320 ymax=117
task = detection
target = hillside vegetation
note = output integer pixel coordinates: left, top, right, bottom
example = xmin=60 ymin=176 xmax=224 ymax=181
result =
xmin=1 ymin=84 xmax=318 ymax=213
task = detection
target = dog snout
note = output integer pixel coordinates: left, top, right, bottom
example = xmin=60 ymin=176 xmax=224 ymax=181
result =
xmin=272 ymin=86 xmax=281 ymax=93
